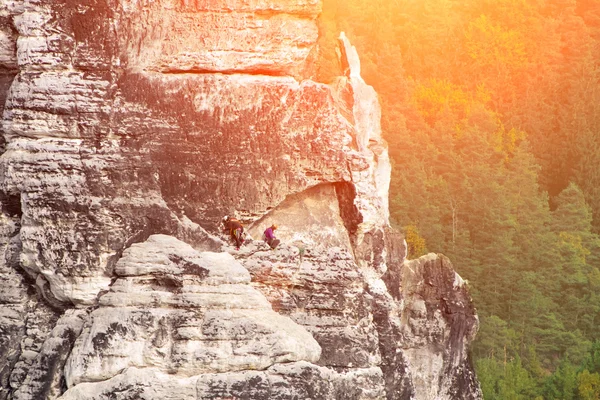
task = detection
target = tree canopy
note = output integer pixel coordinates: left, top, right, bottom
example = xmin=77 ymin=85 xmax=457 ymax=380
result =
xmin=318 ymin=0 xmax=600 ymax=397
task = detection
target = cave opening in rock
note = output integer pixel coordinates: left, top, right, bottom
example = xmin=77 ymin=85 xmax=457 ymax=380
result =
xmin=0 ymin=191 xmax=22 ymax=218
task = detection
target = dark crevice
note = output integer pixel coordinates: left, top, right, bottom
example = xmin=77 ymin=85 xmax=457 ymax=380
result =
xmin=334 ymin=181 xmax=362 ymax=248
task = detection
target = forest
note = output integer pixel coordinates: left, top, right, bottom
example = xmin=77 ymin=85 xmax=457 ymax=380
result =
xmin=317 ymin=0 xmax=600 ymax=398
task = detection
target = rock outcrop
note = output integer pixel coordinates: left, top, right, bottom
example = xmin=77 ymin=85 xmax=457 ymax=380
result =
xmin=0 ymin=0 xmax=482 ymax=399
xmin=65 ymin=235 xmax=321 ymax=388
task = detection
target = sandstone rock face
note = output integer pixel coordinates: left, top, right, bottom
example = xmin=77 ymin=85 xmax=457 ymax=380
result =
xmin=338 ymin=32 xmax=391 ymax=234
xmin=119 ymin=0 xmax=321 ymax=78
xmin=12 ymin=310 xmax=86 ymax=400
xmin=65 ymin=235 xmax=321 ymax=388
xmin=0 ymin=0 xmax=482 ymax=398
xmin=241 ymin=240 xmax=380 ymax=369
xmin=376 ymin=253 xmax=481 ymax=399
xmin=247 ymin=183 xmax=353 ymax=251
xmin=0 ymin=1 xmax=18 ymax=97
xmin=59 ymin=362 xmax=385 ymax=400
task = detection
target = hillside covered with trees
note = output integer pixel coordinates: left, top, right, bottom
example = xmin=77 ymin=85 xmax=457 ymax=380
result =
xmin=317 ymin=0 xmax=600 ymax=398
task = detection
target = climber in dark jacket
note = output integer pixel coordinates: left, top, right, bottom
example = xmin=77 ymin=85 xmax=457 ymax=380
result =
xmin=222 ymin=216 xmax=244 ymax=249
xmin=263 ymin=224 xmax=279 ymax=249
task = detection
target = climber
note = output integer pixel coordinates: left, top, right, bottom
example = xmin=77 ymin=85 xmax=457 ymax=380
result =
xmin=222 ymin=216 xmax=244 ymax=250
xmin=263 ymin=224 xmax=280 ymax=249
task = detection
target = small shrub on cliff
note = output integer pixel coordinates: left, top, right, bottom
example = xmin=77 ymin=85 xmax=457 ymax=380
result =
xmin=404 ymin=225 xmax=427 ymax=259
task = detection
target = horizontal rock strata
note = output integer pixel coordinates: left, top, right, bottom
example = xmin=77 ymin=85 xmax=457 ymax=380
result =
xmin=0 ymin=0 xmax=482 ymax=398
xmin=119 ymin=0 xmax=321 ymax=78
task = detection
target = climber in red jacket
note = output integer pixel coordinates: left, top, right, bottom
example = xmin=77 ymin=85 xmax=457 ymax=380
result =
xmin=222 ymin=216 xmax=244 ymax=250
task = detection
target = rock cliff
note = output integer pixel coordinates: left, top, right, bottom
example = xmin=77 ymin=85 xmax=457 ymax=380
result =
xmin=0 ymin=0 xmax=482 ymax=399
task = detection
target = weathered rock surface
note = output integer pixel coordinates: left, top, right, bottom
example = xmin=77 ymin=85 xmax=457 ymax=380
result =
xmin=0 ymin=0 xmax=482 ymax=398
xmin=59 ymin=362 xmax=385 ymax=400
xmin=401 ymin=255 xmax=480 ymax=397
xmin=12 ymin=310 xmax=86 ymax=400
xmin=241 ymin=241 xmax=380 ymax=369
xmin=119 ymin=0 xmax=321 ymax=78
xmin=375 ymin=253 xmax=482 ymax=399
xmin=65 ymin=235 xmax=321 ymax=388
